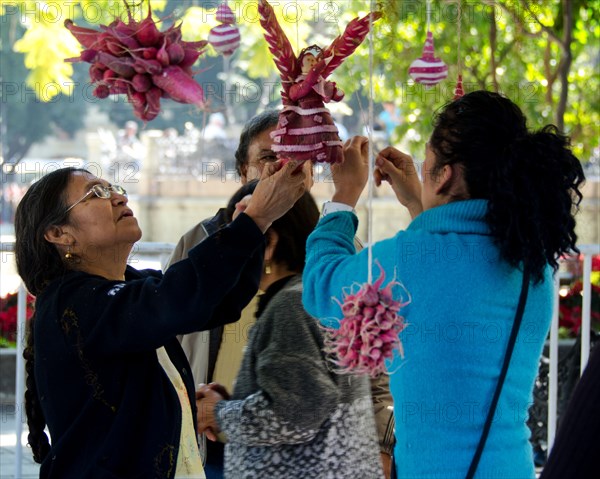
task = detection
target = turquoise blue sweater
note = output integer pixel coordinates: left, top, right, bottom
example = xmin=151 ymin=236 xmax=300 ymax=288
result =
xmin=303 ymin=200 xmax=552 ymax=479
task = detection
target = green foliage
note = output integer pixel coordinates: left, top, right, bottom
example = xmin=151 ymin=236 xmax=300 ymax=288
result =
xmin=370 ymin=0 xmax=600 ymax=161
xmin=1 ymin=14 xmax=89 ymax=164
xmin=1 ymin=0 xmax=598 ymax=163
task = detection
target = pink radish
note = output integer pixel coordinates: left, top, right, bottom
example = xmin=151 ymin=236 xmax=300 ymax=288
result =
xmin=96 ymin=51 xmax=136 ymax=78
xmin=167 ymin=43 xmax=185 ymax=64
xmin=93 ymin=84 xmax=110 ymax=99
xmin=136 ymin=10 xmax=161 ymax=47
xmin=132 ymin=74 xmax=152 ymax=93
xmin=152 ymin=65 xmax=204 ymax=106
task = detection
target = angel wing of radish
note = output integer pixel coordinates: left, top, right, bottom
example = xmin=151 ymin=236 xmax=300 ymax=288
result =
xmin=257 ymin=0 xmax=298 ymax=103
xmin=320 ymin=12 xmax=381 ymax=80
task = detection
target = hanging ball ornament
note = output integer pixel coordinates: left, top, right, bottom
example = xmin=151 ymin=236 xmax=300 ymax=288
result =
xmin=453 ymin=74 xmax=464 ymax=99
xmin=408 ymin=31 xmax=448 ymax=86
xmin=208 ymin=3 xmax=241 ymax=57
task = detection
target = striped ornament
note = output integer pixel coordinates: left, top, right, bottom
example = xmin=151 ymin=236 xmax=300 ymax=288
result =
xmin=216 ymin=3 xmax=235 ymax=24
xmin=408 ymin=31 xmax=448 ymax=86
xmin=208 ymin=24 xmax=240 ymax=56
xmin=453 ymin=74 xmax=464 ymax=99
xmin=208 ymin=3 xmax=240 ymax=57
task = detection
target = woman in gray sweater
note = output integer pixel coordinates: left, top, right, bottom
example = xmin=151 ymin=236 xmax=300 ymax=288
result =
xmin=196 ymin=185 xmax=383 ymax=478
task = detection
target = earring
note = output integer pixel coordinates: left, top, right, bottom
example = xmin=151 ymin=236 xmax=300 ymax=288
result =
xmin=65 ymin=246 xmax=73 ymax=261
xmin=264 ymin=261 xmax=272 ymax=275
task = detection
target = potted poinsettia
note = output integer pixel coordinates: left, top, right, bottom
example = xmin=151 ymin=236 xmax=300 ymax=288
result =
xmin=558 ymin=254 xmax=600 ymax=339
xmin=0 ymin=291 xmax=35 ymax=348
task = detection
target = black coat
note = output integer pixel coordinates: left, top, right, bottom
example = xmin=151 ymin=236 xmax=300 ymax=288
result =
xmin=33 ymin=213 xmax=265 ymax=478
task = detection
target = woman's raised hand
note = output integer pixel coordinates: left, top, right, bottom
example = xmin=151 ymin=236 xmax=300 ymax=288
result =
xmin=331 ymin=136 xmax=370 ymax=208
xmin=375 ymin=146 xmax=423 ymax=218
xmin=244 ymin=159 xmax=311 ymax=233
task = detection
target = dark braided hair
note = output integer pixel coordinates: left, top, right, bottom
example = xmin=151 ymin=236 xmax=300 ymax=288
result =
xmin=23 ymin=316 xmax=50 ymax=463
xmin=15 ymin=167 xmax=88 ymax=463
xmin=429 ymin=90 xmax=585 ymax=283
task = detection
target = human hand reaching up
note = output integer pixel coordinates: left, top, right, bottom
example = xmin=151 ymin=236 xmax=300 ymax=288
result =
xmin=375 ymin=146 xmax=423 ymax=218
xmin=331 ymin=136 xmax=370 ymax=208
xmin=244 ymin=160 xmax=310 ymax=233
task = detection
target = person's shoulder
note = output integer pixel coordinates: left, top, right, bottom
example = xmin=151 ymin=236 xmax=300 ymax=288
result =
xmin=36 ymin=270 xmax=107 ymax=310
xmin=180 ymin=210 xmax=228 ymax=241
xmin=179 ymin=221 xmax=210 ymax=243
xmin=125 ymin=265 xmax=161 ymax=280
xmin=268 ymin=277 xmax=307 ymax=313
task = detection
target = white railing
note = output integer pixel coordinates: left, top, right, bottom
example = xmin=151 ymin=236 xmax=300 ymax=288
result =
xmin=1 ymin=242 xmax=599 ymax=476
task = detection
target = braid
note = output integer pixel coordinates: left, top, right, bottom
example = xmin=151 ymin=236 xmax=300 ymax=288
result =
xmin=23 ymin=312 xmax=51 ymax=463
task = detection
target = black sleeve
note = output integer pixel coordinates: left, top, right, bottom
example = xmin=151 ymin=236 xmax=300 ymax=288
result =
xmin=539 ymin=345 xmax=600 ymax=479
xmin=55 ymin=213 xmax=265 ymax=356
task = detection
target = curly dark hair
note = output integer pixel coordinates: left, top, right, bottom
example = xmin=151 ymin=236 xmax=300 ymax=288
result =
xmin=15 ymin=167 xmax=87 ymax=464
xmin=429 ymin=90 xmax=585 ymax=283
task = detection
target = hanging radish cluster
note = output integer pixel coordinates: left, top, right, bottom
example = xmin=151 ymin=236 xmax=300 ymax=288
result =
xmin=323 ymin=265 xmax=408 ymax=377
xmin=65 ymin=3 xmax=207 ymax=122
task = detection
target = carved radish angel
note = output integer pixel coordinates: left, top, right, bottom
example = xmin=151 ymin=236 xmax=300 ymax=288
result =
xmin=258 ymin=0 xmax=380 ymax=164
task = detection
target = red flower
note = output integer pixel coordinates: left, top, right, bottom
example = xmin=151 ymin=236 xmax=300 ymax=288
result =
xmin=0 ymin=292 xmax=35 ymax=346
xmin=559 ymin=277 xmax=600 ymax=339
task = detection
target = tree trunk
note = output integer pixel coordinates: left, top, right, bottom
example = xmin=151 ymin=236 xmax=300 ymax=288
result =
xmin=555 ymin=0 xmax=574 ymax=131
xmin=489 ymin=9 xmax=499 ymax=92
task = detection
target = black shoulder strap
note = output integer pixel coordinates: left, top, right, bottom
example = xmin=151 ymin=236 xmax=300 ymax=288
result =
xmin=466 ymin=268 xmax=531 ymax=479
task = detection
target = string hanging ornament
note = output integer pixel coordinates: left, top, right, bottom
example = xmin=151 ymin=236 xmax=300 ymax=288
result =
xmin=257 ymin=0 xmax=380 ymax=164
xmin=320 ymin=4 xmax=409 ymax=378
xmin=207 ymin=2 xmax=241 ymax=57
xmin=408 ymin=0 xmax=448 ymax=86
xmin=64 ymin=1 xmax=208 ymax=122
xmin=453 ymin=0 xmax=464 ymax=99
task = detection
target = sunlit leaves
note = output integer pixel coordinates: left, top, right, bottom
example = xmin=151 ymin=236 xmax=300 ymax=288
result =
xmin=1 ymin=0 xmax=598 ymax=160
xmin=12 ymin=2 xmax=80 ymax=100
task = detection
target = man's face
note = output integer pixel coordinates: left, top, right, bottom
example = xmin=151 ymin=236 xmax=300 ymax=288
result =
xmin=242 ymin=127 xmax=278 ymax=183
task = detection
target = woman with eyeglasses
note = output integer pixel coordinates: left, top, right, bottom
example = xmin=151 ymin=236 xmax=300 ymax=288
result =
xmin=14 ymin=163 xmax=309 ymax=479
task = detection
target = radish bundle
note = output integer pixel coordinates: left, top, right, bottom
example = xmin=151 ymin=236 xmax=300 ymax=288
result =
xmin=322 ymin=264 xmax=408 ymax=377
xmin=65 ymin=2 xmax=207 ymax=122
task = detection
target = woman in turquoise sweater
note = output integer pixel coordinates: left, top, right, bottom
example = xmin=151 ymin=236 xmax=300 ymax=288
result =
xmin=302 ymin=91 xmax=585 ymax=479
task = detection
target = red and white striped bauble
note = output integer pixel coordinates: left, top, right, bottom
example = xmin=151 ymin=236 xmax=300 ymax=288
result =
xmin=208 ymin=3 xmax=240 ymax=57
xmin=216 ymin=3 xmax=235 ymax=23
xmin=408 ymin=31 xmax=448 ymax=86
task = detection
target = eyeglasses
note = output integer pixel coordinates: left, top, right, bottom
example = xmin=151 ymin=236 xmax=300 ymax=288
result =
xmin=65 ymin=184 xmax=127 ymax=213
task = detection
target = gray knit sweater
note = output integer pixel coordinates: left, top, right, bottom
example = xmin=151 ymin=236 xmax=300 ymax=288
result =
xmin=215 ymin=275 xmax=383 ymax=479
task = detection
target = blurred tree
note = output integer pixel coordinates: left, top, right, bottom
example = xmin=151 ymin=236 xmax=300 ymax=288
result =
xmin=1 ymin=0 xmax=598 ymax=164
xmin=1 ymin=13 xmax=87 ymax=166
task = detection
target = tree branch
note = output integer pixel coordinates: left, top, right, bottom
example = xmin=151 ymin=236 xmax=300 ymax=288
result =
xmin=517 ymin=0 xmax=565 ymax=49
xmin=489 ymin=7 xmax=499 ymax=92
